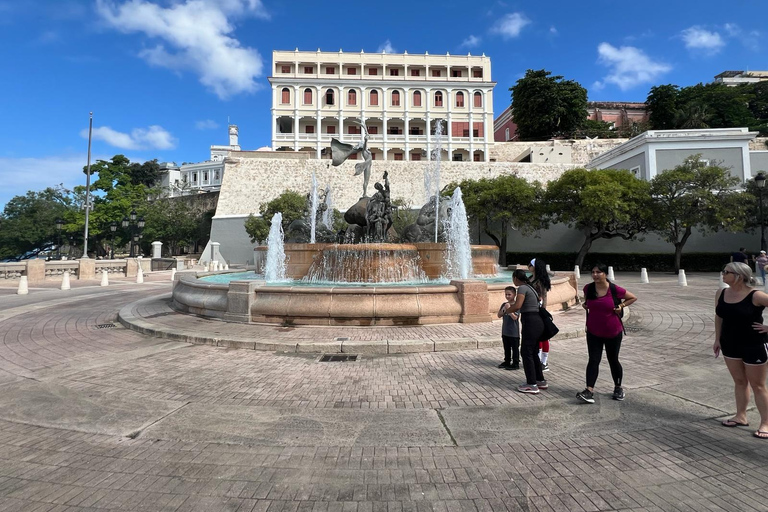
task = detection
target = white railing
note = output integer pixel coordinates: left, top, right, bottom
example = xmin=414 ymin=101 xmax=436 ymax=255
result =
xmin=0 ymin=263 xmax=25 ymax=280
xmin=45 ymin=261 xmax=79 ymax=279
xmin=95 ymin=260 xmax=128 ymax=276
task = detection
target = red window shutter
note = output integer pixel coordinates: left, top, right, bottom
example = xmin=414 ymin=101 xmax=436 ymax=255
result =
xmin=474 ymin=92 xmax=482 ymax=108
xmin=413 ymin=91 xmax=421 ymax=107
xmin=304 ymin=89 xmax=312 ymax=104
xmin=281 ymin=88 xmax=290 ymax=103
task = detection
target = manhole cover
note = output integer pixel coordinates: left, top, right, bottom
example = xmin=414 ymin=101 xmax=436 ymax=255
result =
xmin=319 ymin=354 xmax=358 ymax=362
xmin=96 ymin=323 xmax=116 ymax=329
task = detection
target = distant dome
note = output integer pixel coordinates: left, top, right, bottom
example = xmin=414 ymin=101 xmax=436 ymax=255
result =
xmin=256 ymin=146 xmax=272 ymax=152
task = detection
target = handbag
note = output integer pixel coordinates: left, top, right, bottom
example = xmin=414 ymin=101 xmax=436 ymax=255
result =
xmin=528 ymin=285 xmax=559 ymax=342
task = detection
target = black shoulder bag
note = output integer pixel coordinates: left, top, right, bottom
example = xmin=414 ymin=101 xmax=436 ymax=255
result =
xmin=528 ymin=284 xmax=559 ymax=342
xmin=586 ymin=282 xmax=626 ymax=334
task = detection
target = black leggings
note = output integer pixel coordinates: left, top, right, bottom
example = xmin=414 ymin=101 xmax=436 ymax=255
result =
xmin=586 ymin=331 xmax=623 ymax=388
xmin=521 ymin=312 xmax=545 ymax=385
xmin=502 ymin=336 xmax=520 ymax=365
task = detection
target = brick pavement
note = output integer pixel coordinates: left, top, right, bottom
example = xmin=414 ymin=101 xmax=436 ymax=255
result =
xmin=0 ymin=272 xmax=766 ymax=511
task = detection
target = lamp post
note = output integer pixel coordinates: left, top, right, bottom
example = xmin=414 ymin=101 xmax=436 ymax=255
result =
xmin=122 ymin=211 xmax=145 ymax=257
xmin=55 ymin=218 xmax=63 ymax=259
xmin=756 ymin=172 xmax=766 ymax=252
xmin=109 ymin=222 xmax=117 ymax=259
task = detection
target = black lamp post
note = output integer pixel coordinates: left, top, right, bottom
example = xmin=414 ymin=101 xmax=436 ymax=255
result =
xmin=55 ymin=218 xmax=63 ymax=259
xmin=757 ymin=172 xmax=766 ymax=252
xmin=109 ymin=222 xmax=117 ymax=259
xmin=123 ymin=210 xmax=145 ymax=257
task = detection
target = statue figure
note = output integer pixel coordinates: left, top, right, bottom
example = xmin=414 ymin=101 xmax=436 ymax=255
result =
xmin=365 ymin=171 xmax=392 ymax=242
xmin=401 ymin=196 xmax=451 ymax=243
xmin=330 ymin=121 xmax=372 ymax=197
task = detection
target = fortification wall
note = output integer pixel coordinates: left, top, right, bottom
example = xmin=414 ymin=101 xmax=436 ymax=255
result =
xmin=489 ymin=139 xmax=628 ymax=166
xmin=750 ymin=137 xmax=768 ymax=151
xmin=215 ymin=157 xmax=579 ymax=217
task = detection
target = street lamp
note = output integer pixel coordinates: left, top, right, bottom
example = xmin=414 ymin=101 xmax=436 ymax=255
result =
xmin=756 ymin=172 xmax=766 ymax=252
xmin=109 ymin=222 xmax=117 ymax=259
xmin=55 ymin=218 xmax=63 ymax=259
xmin=123 ymin=211 xmax=145 ymax=257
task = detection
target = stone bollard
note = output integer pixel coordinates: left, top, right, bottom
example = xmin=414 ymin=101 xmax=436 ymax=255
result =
xmin=100 ymin=270 xmax=109 ymax=287
xmin=170 ymin=268 xmax=176 ymax=281
xmin=607 ymin=266 xmax=615 ymax=281
xmin=574 ymin=265 xmax=581 ymax=280
xmin=224 ymin=263 xmax=229 ymax=270
xmin=678 ymin=269 xmax=688 ymax=287
xmin=545 ymin=264 xmax=551 ymax=273
xmin=719 ymin=273 xmax=729 ymax=289
xmin=17 ymin=276 xmax=29 ymax=295
xmin=61 ymin=271 xmax=71 ymax=291
xmin=136 ymin=267 xmax=144 ymax=284
xmin=640 ymin=268 xmax=649 ymax=283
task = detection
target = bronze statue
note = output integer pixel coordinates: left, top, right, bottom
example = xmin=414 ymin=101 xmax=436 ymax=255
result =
xmin=365 ymin=171 xmax=392 ymax=242
xmin=330 ymin=122 xmax=372 ymax=197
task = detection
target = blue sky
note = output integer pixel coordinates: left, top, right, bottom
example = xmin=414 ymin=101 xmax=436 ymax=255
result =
xmin=0 ymin=0 xmax=765 ymax=208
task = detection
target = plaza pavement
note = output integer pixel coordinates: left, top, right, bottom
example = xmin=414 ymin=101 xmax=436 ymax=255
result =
xmin=0 ymin=272 xmax=767 ymax=511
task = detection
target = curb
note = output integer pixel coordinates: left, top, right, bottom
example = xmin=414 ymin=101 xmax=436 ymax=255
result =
xmin=118 ymin=294 xmax=586 ymax=354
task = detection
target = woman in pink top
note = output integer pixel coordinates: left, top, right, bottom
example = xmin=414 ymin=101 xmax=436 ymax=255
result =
xmin=576 ymin=263 xmax=637 ymax=404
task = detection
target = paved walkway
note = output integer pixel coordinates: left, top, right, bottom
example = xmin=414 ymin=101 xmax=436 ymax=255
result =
xmin=0 ymin=272 xmax=767 ymax=511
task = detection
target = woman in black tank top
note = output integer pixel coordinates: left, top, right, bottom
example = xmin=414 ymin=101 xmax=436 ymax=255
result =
xmin=714 ymin=262 xmax=768 ymax=439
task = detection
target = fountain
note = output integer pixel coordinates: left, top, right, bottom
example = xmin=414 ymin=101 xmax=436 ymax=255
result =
xmin=173 ymin=121 xmax=578 ymax=326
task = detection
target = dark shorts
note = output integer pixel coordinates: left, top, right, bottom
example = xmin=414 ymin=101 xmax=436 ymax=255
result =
xmin=721 ymin=339 xmax=768 ymax=365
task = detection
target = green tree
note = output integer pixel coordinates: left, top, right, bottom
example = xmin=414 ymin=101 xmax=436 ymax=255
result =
xmin=649 ymin=156 xmax=749 ymax=272
xmin=510 ymin=69 xmax=588 ymax=140
xmin=0 ymin=186 xmax=74 ymax=259
xmin=545 ymin=169 xmax=652 ymax=267
xmin=141 ymin=199 xmax=203 ymax=256
xmin=244 ymin=190 xmax=307 ymax=244
xmin=646 ymin=84 xmax=679 ymax=130
xmin=445 ymin=175 xmax=545 ymax=264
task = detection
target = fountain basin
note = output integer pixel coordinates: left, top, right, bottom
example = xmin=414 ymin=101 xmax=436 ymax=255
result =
xmin=171 ymin=273 xmax=578 ymax=326
xmin=254 ymin=243 xmax=500 ymax=280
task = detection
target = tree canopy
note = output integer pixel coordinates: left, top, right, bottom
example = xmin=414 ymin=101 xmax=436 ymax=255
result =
xmin=648 ymin=156 xmax=748 ymax=271
xmin=510 ymin=69 xmax=588 ymax=140
xmin=244 ymin=190 xmax=308 ymax=244
xmin=0 ymin=186 xmax=73 ymax=260
xmin=544 ymin=168 xmax=653 ymax=267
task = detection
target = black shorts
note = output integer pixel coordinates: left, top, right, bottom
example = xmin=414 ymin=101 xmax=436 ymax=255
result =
xmin=721 ymin=339 xmax=768 ymax=365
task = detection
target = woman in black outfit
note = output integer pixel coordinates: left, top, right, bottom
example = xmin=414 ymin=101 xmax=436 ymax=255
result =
xmin=715 ymin=262 xmax=768 ymax=439
xmin=506 ymin=269 xmax=547 ymax=394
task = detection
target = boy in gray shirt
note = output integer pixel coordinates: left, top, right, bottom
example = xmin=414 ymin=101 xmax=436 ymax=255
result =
xmin=497 ymin=286 xmax=520 ymax=370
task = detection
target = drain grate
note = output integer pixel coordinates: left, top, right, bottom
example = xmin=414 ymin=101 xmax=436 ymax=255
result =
xmin=319 ymin=354 xmax=358 ymax=362
xmin=96 ymin=323 xmax=116 ymax=329
xmin=335 ymin=337 xmax=349 ymax=341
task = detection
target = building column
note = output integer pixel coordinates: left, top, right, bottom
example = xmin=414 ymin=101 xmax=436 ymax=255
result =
xmin=271 ymin=85 xmax=276 ymax=149
xmin=483 ymin=94 xmax=490 ymax=162
xmin=382 ymin=87 xmax=388 ymax=161
xmin=446 ymin=90 xmax=453 ymax=161
xmin=338 ymin=86 xmax=345 ymax=142
xmin=315 ymin=110 xmax=322 ymax=159
xmin=425 ymin=88 xmax=431 ymax=160
xmin=468 ymin=109 xmax=474 ymax=161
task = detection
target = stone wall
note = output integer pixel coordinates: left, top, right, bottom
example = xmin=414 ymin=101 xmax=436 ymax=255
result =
xmin=750 ymin=137 xmax=768 ymax=151
xmin=489 ymin=139 xmax=628 ymax=166
xmin=215 ymin=156 xmax=580 ymax=216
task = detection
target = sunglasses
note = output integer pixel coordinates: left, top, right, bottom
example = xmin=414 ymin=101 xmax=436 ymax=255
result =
xmin=721 ymin=270 xmax=737 ymax=276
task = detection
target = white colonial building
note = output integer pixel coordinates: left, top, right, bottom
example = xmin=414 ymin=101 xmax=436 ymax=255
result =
xmin=159 ymin=125 xmax=241 ymax=197
xmin=269 ymin=49 xmax=496 ymax=162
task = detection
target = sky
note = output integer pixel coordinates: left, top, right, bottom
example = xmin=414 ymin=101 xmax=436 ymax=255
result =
xmin=0 ymin=0 xmax=765 ymax=208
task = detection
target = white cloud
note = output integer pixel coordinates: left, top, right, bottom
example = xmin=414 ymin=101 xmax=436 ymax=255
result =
xmin=680 ymin=26 xmax=725 ymax=53
xmin=378 ymin=40 xmax=395 ymax=53
xmin=594 ymin=42 xmax=671 ymax=91
xmin=490 ymin=12 xmax=530 ymax=39
xmin=549 ymin=26 xmax=557 ymax=36
xmin=0 ymin=154 xmax=90 ymax=207
xmin=724 ymin=23 xmax=761 ymax=51
xmin=82 ymin=125 xmax=177 ymax=150
xmin=195 ymin=119 xmax=219 ymax=130
xmin=95 ymin=0 xmax=267 ymax=99
xmin=460 ymin=35 xmax=481 ymax=48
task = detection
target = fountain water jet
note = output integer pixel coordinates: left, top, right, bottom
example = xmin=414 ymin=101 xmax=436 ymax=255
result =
xmin=264 ymin=212 xmax=287 ymax=282
xmin=443 ymin=187 xmax=473 ymax=279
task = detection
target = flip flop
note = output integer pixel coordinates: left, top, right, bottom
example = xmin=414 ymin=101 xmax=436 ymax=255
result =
xmin=754 ymin=430 xmax=768 ymax=439
xmin=721 ymin=419 xmax=749 ymax=427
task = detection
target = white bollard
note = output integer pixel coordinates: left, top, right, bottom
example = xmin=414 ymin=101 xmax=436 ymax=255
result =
xmin=136 ymin=267 xmax=144 ymax=284
xmin=100 ymin=270 xmax=109 ymax=287
xmin=640 ymin=268 xmax=649 ymax=283
xmin=545 ymin=264 xmax=551 ymax=273
xmin=720 ymin=273 xmax=729 ymax=289
xmin=170 ymin=268 xmax=177 ymax=281
xmin=574 ymin=265 xmax=581 ymax=280
xmin=678 ymin=269 xmax=688 ymax=287
xmin=203 ymin=263 xmax=209 ymax=272
xmin=224 ymin=263 xmax=229 ymax=270
xmin=17 ymin=276 xmax=29 ymax=295
xmin=607 ymin=266 xmax=615 ymax=281
xmin=61 ymin=271 xmax=71 ymax=291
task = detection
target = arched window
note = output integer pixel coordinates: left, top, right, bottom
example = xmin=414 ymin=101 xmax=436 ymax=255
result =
xmin=391 ymin=90 xmax=400 ymax=107
xmin=455 ymin=92 xmax=464 ymax=108
xmin=348 ymin=89 xmax=357 ymax=106
xmin=281 ymin=88 xmax=290 ymax=104
xmin=325 ymin=89 xmax=334 ymax=105
xmin=413 ymin=91 xmax=422 ymax=107
xmin=434 ymin=91 xmax=443 ymax=107
xmin=370 ymin=90 xmax=379 ymax=106
xmin=474 ymin=92 xmax=482 ymax=108
xmin=303 ymin=88 xmax=312 ymax=104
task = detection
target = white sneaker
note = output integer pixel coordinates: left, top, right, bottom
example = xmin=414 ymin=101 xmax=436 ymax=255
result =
xmin=542 ymin=363 xmax=550 ymax=372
